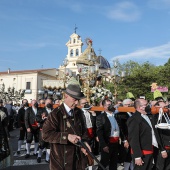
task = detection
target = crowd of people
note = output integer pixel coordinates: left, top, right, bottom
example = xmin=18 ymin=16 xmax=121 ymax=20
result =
xmin=0 ymin=84 xmax=170 ymax=170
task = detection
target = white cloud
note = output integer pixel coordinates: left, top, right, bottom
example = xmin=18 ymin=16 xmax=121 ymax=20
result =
xmin=111 ymin=42 xmax=170 ymax=65
xmin=148 ymin=0 xmax=170 ymax=9
xmin=106 ymin=1 xmax=141 ymax=22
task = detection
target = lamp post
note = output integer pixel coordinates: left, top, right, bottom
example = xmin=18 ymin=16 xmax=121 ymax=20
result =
xmin=77 ymin=52 xmax=100 ymax=103
xmin=108 ymin=60 xmax=125 ymax=103
xmin=56 ymin=59 xmax=73 ymax=89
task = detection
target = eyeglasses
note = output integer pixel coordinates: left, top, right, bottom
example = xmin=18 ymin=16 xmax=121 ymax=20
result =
xmin=124 ymin=104 xmax=131 ymax=106
xmin=105 ymin=104 xmax=111 ymax=107
xmin=140 ymin=104 xmax=147 ymax=107
xmin=81 ymin=102 xmax=88 ymax=105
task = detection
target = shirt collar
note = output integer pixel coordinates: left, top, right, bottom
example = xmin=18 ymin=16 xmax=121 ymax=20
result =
xmin=63 ymin=103 xmax=72 ymax=115
xmin=46 ymin=107 xmax=51 ymax=111
xmin=106 ymin=111 xmax=113 ymax=117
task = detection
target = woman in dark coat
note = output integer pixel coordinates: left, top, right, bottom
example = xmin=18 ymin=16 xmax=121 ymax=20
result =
xmin=0 ymin=110 xmax=13 ymax=168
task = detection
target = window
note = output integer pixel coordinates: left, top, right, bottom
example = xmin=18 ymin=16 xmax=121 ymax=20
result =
xmin=26 ymin=82 xmax=31 ymax=89
xmin=73 ymin=39 xmax=76 ymax=43
xmin=76 ymin=49 xmax=79 ymax=56
xmin=70 ymin=49 xmax=73 ymax=57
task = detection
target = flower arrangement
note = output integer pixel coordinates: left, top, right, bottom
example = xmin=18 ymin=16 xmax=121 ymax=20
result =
xmin=90 ymin=87 xmax=114 ymax=105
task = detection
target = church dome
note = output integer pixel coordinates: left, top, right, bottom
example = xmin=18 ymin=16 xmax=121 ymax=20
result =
xmin=97 ymin=56 xmax=111 ymax=69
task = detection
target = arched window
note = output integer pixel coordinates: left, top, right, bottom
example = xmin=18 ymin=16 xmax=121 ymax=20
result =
xmin=70 ymin=49 xmax=73 ymax=57
xmin=76 ymin=49 xmax=79 ymax=56
xmin=73 ymin=39 xmax=76 ymax=43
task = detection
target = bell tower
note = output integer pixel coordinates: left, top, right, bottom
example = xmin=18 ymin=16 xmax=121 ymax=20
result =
xmin=64 ymin=28 xmax=83 ymax=74
xmin=58 ymin=28 xmax=83 ymax=75
xmin=66 ymin=33 xmax=83 ymax=59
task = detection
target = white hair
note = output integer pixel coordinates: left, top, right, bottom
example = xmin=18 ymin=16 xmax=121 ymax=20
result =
xmin=123 ymin=99 xmax=132 ymax=105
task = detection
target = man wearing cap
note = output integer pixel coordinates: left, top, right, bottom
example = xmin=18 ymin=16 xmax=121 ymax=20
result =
xmin=42 ymin=84 xmax=91 ymax=170
xmin=152 ymin=101 xmax=168 ymax=170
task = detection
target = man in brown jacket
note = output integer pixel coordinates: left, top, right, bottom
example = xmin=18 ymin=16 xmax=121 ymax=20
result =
xmin=42 ymin=84 xmax=91 ymax=170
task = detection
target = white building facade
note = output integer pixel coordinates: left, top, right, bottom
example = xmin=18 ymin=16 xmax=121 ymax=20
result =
xmin=0 ymin=68 xmax=56 ymax=102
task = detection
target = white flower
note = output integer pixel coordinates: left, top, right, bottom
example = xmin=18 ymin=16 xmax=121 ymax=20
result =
xmin=91 ymin=97 xmax=95 ymax=101
xmin=97 ymin=89 xmax=102 ymax=93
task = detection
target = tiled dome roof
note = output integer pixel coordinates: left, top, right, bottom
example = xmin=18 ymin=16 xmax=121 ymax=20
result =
xmin=97 ymin=56 xmax=110 ymax=69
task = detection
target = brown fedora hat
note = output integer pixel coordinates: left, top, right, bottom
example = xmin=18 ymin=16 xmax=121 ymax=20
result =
xmin=64 ymin=84 xmax=85 ymax=100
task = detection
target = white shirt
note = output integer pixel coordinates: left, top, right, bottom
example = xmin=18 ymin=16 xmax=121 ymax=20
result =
xmin=32 ymin=107 xmax=37 ymax=115
xmin=63 ymin=103 xmax=72 ymax=116
xmin=141 ymin=114 xmax=158 ymax=148
xmin=46 ymin=107 xmax=52 ymax=114
xmin=106 ymin=112 xmax=119 ymax=137
xmin=127 ymin=112 xmax=132 ymax=117
xmin=82 ymin=109 xmax=92 ymax=128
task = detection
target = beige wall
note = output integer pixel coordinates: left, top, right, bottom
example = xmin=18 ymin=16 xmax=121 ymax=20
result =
xmin=0 ymin=69 xmax=57 ymax=102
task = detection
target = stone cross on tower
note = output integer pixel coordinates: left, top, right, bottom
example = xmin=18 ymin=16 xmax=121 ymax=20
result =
xmin=98 ymin=48 xmax=102 ymax=56
xmin=74 ymin=24 xmax=78 ymax=34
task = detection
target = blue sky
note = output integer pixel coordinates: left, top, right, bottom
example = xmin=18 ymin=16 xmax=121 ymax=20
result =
xmin=0 ymin=0 xmax=170 ymax=72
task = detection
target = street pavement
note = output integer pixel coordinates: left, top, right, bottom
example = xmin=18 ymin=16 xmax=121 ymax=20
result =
xmin=3 ymin=128 xmax=124 ymax=170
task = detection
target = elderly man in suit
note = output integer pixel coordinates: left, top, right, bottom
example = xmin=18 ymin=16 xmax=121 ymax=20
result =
xmin=127 ymin=98 xmax=166 ymax=170
xmin=25 ymin=99 xmax=40 ymax=158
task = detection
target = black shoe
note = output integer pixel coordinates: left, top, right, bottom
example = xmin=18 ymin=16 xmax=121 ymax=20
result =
xmin=37 ymin=157 xmax=41 ymax=163
xmin=25 ymin=154 xmax=30 ymax=158
xmin=45 ymin=160 xmax=49 ymax=163
xmin=33 ymin=153 xmax=38 ymax=156
xmin=17 ymin=151 xmax=20 ymax=155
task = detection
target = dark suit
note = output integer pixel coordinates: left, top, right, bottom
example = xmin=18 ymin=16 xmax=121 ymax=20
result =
xmin=25 ymin=107 xmax=40 ymax=143
xmin=147 ymin=114 xmax=166 ymax=170
xmin=36 ymin=107 xmax=51 ymax=149
xmin=127 ymin=111 xmax=154 ymax=170
xmin=115 ymin=112 xmax=133 ymax=163
xmin=153 ymin=114 xmax=170 ymax=170
xmin=18 ymin=107 xmax=27 ymax=140
xmin=96 ymin=112 xmax=124 ymax=170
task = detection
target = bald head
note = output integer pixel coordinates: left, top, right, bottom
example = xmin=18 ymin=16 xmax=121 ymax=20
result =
xmin=134 ymin=98 xmax=148 ymax=114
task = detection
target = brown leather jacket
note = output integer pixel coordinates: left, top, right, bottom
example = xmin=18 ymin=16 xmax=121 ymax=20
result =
xmin=42 ymin=103 xmax=88 ymax=170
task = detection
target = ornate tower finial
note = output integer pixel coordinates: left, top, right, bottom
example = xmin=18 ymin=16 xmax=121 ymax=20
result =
xmin=74 ymin=24 xmax=78 ymax=33
xmin=85 ymin=38 xmax=93 ymax=46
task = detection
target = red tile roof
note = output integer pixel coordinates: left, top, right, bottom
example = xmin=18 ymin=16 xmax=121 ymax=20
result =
xmin=0 ymin=68 xmax=56 ymax=74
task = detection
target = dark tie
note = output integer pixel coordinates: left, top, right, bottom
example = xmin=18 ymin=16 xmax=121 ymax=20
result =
xmin=69 ymin=109 xmax=74 ymax=117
